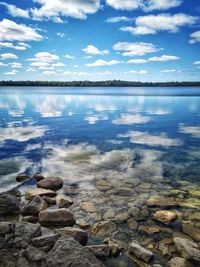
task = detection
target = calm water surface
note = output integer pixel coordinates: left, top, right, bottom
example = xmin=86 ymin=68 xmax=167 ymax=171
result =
xmin=0 ymin=87 xmax=200 ymax=265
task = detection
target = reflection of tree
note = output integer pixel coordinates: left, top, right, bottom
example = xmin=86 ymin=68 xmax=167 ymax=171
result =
xmin=0 ymin=80 xmax=200 ymax=87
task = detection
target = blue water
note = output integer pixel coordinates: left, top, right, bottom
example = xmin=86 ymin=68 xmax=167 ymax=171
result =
xmin=0 ymin=87 xmax=200 ymax=191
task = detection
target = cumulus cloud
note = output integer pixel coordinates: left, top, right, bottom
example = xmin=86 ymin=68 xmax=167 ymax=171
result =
xmin=113 ymin=114 xmax=151 ymax=125
xmin=0 ymin=125 xmax=47 ymax=143
xmin=9 ymin=62 xmax=22 ymax=68
xmin=120 ymin=13 xmax=197 ymax=35
xmin=4 ymin=70 xmax=19 ymax=75
xmin=31 ymin=0 xmax=101 ymax=21
xmin=0 ymin=42 xmax=30 ymax=50
xmin=127 ymin=59 xmax=148 ymax=64
xmin=0 ymin=2 xmax=30 ymax=18
xmin=83 ymin=45 xmax=109 ymax=55
xmin=56 ymin=32 xmax=65 ymax=38
xmin=0 ymin=19 xmax=43 ymax=42
xmin=65 ymin=54 xmax=75 ymax=59
xmin=86 ymin=59 xmax=121 ymax=67
xmin=189 ymin=31 xmax=200 ymax=44
xmin=119 ymin=130 xmax=182 ymax=147
xmin=0 ymin=62 xmax=7 ymax=66
xmin=148 ymin=55 xmax=180 ymax=62
xmin=105 ymin=16 xmax=133 ymax=23
xmin=28 ymin=52 xmax=59 ymax=62
xmin=113 ymin=42 xmax=160 ymax=56
xmin=106 ymin=0 xmax=182 ymax=11
xmin=0 ymin=53 xmax=18 ymax=59
xmin=179 ymin=124 xmax=200 ymax=138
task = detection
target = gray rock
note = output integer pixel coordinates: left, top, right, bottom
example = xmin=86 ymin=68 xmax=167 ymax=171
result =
xmin=25 ymin=188 xmax=57 ymax=200
xmin=16 ymin=173 xmax=30 ymax=182
xmin=55 ymin=227 xmax=87 ymax=246
xmin=0 ymin=222 xmax=13 ymax=234
xmin=57 ymin=195 xmax=73 ymax=208
xmin=129 ymin=240 xmax=153 ymax=263
xmin=174 ymin=237 xmax=200 ymax=262
xmin=0 ymin=236 xmax=5 ymax=249
xmin=21 ymin=216 xmax=36 ymax=223
xmin=37 ymin=177 xmax=63 ymax=191
xmin=21 ymin=195 xmax=47 ymax=216
xmin=168 ymin=257 xmax=195 ymax=267
xmin=26 ymin=245 xmax=46 ymax=262
xmin=32 ymin=233 xmax=60 ymax=247
xmin=39 ymin=208 xmax=75 ymax=227
xmin=86 ymin=245 xmax=111 ymax=260
xmin=15 ymin=222 xmax=41 ymax=241
xmin=0 ymin=193 xmax=19 ymax=214
xmin=5 ymin=188 xmax=21 ymax=197
xmin=17 ymin=257 xmax=31 ymax=267
xmin=45 ymin=236 xmax=105 ymax=267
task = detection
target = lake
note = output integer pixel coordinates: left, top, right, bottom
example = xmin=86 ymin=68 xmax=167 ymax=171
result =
xmin=0 ymin=87 xmax=200 ymax=265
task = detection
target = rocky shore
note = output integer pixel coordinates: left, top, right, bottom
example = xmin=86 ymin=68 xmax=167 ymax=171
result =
xmin=0 ymin=173 xmax=200 ymax=267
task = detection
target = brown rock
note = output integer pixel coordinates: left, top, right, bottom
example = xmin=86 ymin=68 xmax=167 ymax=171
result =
xmin=37 ymin=177 xmax=63 ymax=191
xmin=55 ymin=227 xmax=87 ymax=246
xmin=174 ymin=237 xmax=200 ymax=262
xmin=34 ymin=174 xmax=45 ymax=181
xmin=25 ymin=188 xmax=57 ymax=200
xmin=16 ymin=173 xmax=30 ymax=182
xmin=21 ymin=195 xmax=47 ymax=216
xmin=168 ymin=257 xmax=195 ymax=267
xmin=153 ymin=210 xmax=177 ymax=225
xmin=182 ymin=224 xmax=200 ymax=241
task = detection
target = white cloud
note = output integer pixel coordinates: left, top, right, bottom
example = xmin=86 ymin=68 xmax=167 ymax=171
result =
xmin=9 ymin=62 xmax=22 ymax=68
xmin=189 ymin=31 xmax=200 ymax=44
xmin=179 ymin=124 xmax=200 ymax=138
xmin=0 ymin=62 xmax=8 ymax=66
xmin=43 ymin=70 xmax=57 ymax=75
xmin=160 ymin=69 xmax=177 ymax=73
xmin=65 ymin=54 xmax=75 ymax=59
xmin=113 ymin=42 xmax=160 ymax=57
xmin=148 ymin=55 xmax=180 ymax=62
xmin=63 ymin=71 xmax=92 ymax=76
xmin=113 ymin=114 xmax=151 ymax=125
xmin=83 ymin=45 xmax=109 ymax=55
xmin=105 ymin=16 xmax=133 ymax=23
xmin=129 ymin=70 xmax=148 ymax=74
xmin=119 ymin=130 xmax=182 ymax=147
xmin=52 ymin=62 xmax=65 ymax=67
xmin=56 ymin=32 xmax=65 ymax=38
xmin=4 ymin=70 xmax=19 ymax=75
xmin=106 ymin=0 xmax=182 ymax=11
xmin=120 ymin=13 xmax=197 ymax=35
xmin=127 ymin=59 xmax=148 ymax=64
xmin=193 ymin=61 xmax=200 ymax=65
xmin=0 ymin=2 xmax=30 ymax=18
xmin=0 ymin=42 xmax=30 ymax=50
xmin=0 ymin=19 xmax=43 ymax=42
xmin=86 ymin=59 xmax=121 ymax=67
xmin=28 ymin=52 xmax=59 ymax=62
xmin=31 ymin=0 xmax=100 ymax=21
xmin=30 ymin=62 xmax=49 ymax=67
xmin=0 ymin=53 xmax=18 ymax=59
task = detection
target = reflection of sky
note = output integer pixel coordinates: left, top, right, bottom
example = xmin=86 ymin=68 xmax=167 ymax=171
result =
xmin=0 ymin=87 xmax=199 ymax=188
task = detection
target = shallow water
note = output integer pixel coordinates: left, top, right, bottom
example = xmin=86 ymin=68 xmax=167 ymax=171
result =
xmin=0 ymin=87 xmax=200 ymax=265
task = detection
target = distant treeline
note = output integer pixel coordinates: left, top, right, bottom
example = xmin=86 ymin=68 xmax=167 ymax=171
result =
xmin=0 ymin=80 xmax=200 ymax=87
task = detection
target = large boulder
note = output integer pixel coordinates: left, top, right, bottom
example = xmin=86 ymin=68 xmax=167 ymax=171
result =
xmin=45 ymin=236 xmax=105 ymax=267
xmin=174 ymin=237 xmax=200 ymax=262
xmin=25 ymin=188 xmax=57 ymax=200
xmin=55 ymin=227 xmax=87 ymax=245
xmin=129 ymin=240 xmax=153 ymax=263
xmin=0 ymin=193 xmax=20 ymax=214
xmin=153 ymin=210 xmax=177 ymax=225
xmin=21 ymin=195 xmax=47 ymax=216
xmin=37 ymin=177 xmax=63 ymax=191
xmin=38 ymin=208 xmax=75 ymax=227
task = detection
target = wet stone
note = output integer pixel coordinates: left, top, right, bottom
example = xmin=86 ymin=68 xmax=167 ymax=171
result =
xmin=147 ymin=196 xmax=178 ymax=208
xmin=55 ymin=227 xmax=87 ymax=246
xmin=138 ymin=225 xmax=160 ymax=235
xmin=153 ymin=210 xmax=177 ymax=225
xmin=16 ymin=173 xmax=30 ymax=182
xmin=0 ymin=193 xmax=20 ymax=215
xmin=32 ymin=233 xmax=60 ymax=248
xmin=86 ymin=245 xmax=111 ymax=260
xmin=168 ymin=257 xmax=195 ymax=267
xmin=91 ymin=220 xmax=117 ymax=239
xmin=56 ymin=194 xmax=73 ymax=208
xmin=25 ymin=188 xmax=57 ymax=200
xmin=129 ymin=240 xmax=153 ymax=263
xmin=80 ymin=201 xmax=97 ymax=213
xmin=182 ymin=223 xmax=200 ymax=241
xmin=37 ymin=177 xmax=63 ymax=191
xmin=26 ymin=245 xmax=46 ymax=262
xmin=34 ymin=174 xmax=45 ymax=181
xmin=174 ymin=237 xmax=200 ymax=262
xmin=21 ymin=195 xmax=47 ymax=216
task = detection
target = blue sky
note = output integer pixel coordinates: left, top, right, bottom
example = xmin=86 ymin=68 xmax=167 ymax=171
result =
xmin=0 ymin=0 xmax=200 ymax=82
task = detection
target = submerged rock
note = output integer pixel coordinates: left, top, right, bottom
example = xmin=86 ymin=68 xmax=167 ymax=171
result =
xmin=45 ymin=236 xmax=105 ymax=267
xmin=91 ymin=221 xmax=116 ymax=239
xmin=182 ymin=224 xmax=200 ymax=241
xmin=80 ymin=202 xmax=97 ymax=213
xmin=25 ymin=188 xmax=57 ymax=200
xmin=129 ymin=240 xmax=153 ymax=263
xmin=138 ymin=225 xmax=160 ymax=235
xmin=168 ymin=257 xmax=195 ymax=267
xmin=56 ymin=194 xmax=73 ymax=208
xmin=0 ymin=193 xmax=20 ymax=214
xmin=38 ymin=208 xmax=75 ymax=227
xmin=55 ymin=227 xmax=87 ymax=245
xmin=147 ymin=196 xmax=177 ymax=208
xmin=37 ymin=177 xmax=63 ymax=191
xmin=86 ymin=245 xmax=111 ymax=260
xmin=153 ymin=210 xmax=177 ymax=225
xmin=174 ymin=237 xmax=200 ymax=262
xmin=21 ymin=195 xmax=47 ymax=216
xmin=16 ymin=173 xmax=30 ymax=182
xmin=103 ymin=237 xmax=125 ymax=256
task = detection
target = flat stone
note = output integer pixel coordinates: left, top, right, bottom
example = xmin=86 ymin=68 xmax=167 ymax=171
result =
xmin=55 ymin=227 xmax=87 ymax=246
xmin=129 ymin=240 xmax=153 ymax=263
xmin=21 ymin=195 xmax=47 ymax=216
xmin=81 ymin=202 xmax=97 ymax=213
xmin=45 ymin=236 xmax=105 ymax=267
xmin=56 ymin=194 xmax=73 ymax=208
xmin=86 ymin=245 xmax=111 ymax=260
xmin=182 ymin=224 xmax=200 ymax=241
xmin=16 ymin=173 xmax=30 ymax=182
xmin=15 ymin=222 xmax=41 ymax=240
xmin=115 ymin=212 xmax=129 ymax=223
xmin=39 ymin=208 xmax=75 ymax=227
xmin=138 ymin=225 xmax=160 ymax=235
xmin=26 ymin=245 xmax=46 ymax=262
xmin=0 ymin=193 xmax=20 ymax=214
xmin=168 ymin=257 xmax=195 ymax=267
xmin=129 ymin=254 xmax=152 ymax=267
xmin=76 ymin=218 xmax=90 ymax=229
xmin=153 ymin=210 xmax=177 ymax=225
xmin=91 ymin=221 xmax=117 ymax=239
xmin=174 ymin=237 xmax=200 ymax=261
xmin=32 ymin=233 xmax=60 ymax=247
xmin=37 ymin=177 xmax=63 ymax=191
xmin=147 ymin=196 xmax=177 ymax=207
xmin=25 ymin=188 xmax=57 ymax=200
